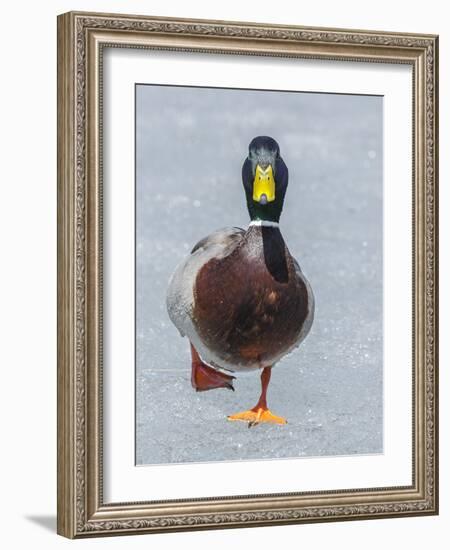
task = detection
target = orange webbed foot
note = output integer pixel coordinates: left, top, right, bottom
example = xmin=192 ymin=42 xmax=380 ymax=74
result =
xmin=228 ymin=407 xmax=287 ymax=427
xmin=190 ymin=343 xmax=235 ymax=392
xmin=192 ymin=362 xmax=235 ymax=392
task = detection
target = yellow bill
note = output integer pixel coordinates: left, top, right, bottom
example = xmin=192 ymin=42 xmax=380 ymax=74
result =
xmin=253 ymin=164 xmax=276 ymax=203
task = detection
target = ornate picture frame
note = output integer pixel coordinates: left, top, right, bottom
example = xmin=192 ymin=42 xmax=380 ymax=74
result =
xmin=57 ymin=11 xmax=438 ymax=538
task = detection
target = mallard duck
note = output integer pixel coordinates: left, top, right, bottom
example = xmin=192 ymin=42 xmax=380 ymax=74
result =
xmin=167 ymin=136 xmax=314 ymax=426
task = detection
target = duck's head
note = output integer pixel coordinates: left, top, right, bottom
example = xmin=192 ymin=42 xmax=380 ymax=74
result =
xmin=242 ymin=136 xmax=288 ymax=223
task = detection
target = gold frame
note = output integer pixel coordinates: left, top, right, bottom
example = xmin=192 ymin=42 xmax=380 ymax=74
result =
xmin=57 ymin=11 xmax=439 ymax=538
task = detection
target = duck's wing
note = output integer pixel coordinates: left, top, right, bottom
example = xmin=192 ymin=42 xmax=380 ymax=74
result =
xmin=190 ymin=226 xmax=245 ymax=254
xmin=166 ymin=227 xmax=245 ymax=339
xmin=291 ymin=255 xmax=315 ymax=344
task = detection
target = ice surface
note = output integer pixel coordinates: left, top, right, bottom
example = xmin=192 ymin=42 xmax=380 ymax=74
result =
xmin=135 ymin=84 xmax=383 ymax=465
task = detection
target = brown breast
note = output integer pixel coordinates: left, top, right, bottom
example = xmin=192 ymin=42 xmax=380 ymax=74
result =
xmin=192 ymin=226 xmax=309 ymax=370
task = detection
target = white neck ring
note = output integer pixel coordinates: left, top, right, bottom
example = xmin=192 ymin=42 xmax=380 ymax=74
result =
xmin=248 ymin=220 xmax=279 ymax=228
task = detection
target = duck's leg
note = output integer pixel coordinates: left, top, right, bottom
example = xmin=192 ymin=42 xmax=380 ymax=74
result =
xmin=228 ymin=367 xmax=287 ymax=426
xmin=190 ymin=343 xmax=235 ymax=392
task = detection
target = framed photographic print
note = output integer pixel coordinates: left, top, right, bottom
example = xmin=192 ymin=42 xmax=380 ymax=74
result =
xmin=57 ymin=11 xmax=439 ymax=538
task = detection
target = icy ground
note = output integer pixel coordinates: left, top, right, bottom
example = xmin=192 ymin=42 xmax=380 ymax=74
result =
xmin=135 ymin=84 xmax=383 ymax=465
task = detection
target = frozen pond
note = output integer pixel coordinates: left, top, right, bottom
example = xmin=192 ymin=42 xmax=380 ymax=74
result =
xmin=135 ymin=83 xmax=383 ymax=465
